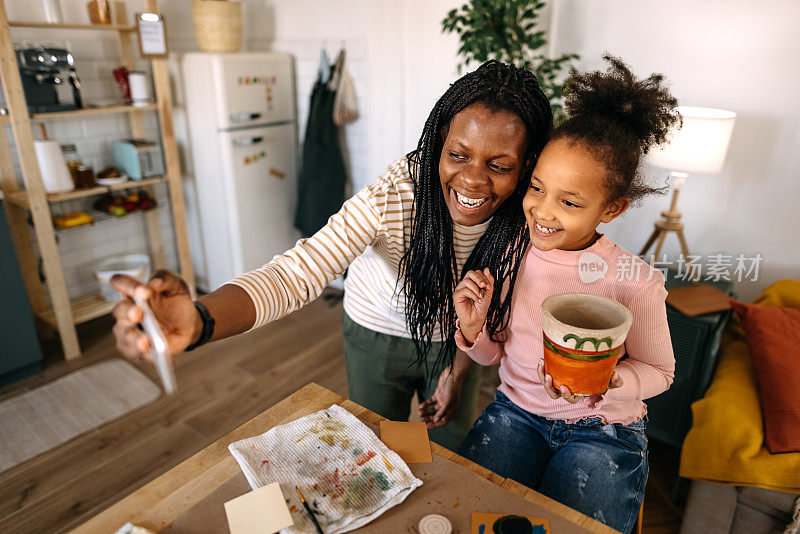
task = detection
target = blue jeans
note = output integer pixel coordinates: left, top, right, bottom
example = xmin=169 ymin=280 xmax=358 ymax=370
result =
xmin=458 ymin=391 xmax=648 ymax=533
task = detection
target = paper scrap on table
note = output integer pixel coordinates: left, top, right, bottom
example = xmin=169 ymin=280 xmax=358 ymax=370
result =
xmin=224 ymin=482 xmax=293 ymax=534
xmin=379 ymin=420 xmax=432 ymax=463
xmin=470 ymin=512 xmax=551 ymax=534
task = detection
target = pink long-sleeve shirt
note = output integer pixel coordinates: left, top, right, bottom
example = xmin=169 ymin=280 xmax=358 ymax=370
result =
xmin=455 ymin=235 xmax=675 ymax=425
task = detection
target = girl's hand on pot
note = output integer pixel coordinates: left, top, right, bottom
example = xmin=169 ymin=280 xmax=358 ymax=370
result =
xmin=536 ymin=362 xmax=624 ymax=406
xmin=111 ymin=269 xmax=198 ymax=361
xmin=454 ymin=268 xmax=494 ymax=344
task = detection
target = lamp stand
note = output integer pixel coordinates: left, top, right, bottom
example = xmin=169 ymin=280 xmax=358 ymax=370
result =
xmin=639 ymin=174 xmax=692 ymax=265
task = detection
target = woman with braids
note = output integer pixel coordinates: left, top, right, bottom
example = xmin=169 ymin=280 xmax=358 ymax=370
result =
xmin=110 ymin=60 xmax=552 ymax=450
xmin=453 ymin=56 xmax=679 ymax=531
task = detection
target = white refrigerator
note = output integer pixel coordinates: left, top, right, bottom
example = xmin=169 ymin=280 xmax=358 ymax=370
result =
xmin=182 ymin=52 xmax=300 ymax=292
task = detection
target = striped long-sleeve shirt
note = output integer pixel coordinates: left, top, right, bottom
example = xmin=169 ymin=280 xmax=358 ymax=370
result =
xmin=229 ymin=157 xmax=491 ymax=339
xmin=455 ymin=235 xmax=675 ymax=424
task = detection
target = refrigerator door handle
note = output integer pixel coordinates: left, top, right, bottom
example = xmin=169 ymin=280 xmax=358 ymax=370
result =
xmin=230 ymin=112 xmax=263 ymax=123
xmin=232 ymin=136 xmax=264 ymax=147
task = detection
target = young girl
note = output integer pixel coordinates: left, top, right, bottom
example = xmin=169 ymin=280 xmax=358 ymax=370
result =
xmin=453 ymin=56 xmax=680 ymax=533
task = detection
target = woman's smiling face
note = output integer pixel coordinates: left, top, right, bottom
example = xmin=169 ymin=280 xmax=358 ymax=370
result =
xmin=439 ymin=103 xmax=529 ymax=226
xmin=523 ymin=138 xmax=629 ymax=251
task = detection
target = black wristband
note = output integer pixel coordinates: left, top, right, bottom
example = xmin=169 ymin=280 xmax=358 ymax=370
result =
xmin=184 ymin=301 xmax=215 ymax=352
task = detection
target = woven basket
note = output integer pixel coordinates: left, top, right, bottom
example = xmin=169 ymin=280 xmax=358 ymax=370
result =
xmin=192 ymin=0 xmax=242 ymax=53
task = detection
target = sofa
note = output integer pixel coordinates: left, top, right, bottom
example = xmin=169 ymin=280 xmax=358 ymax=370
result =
xmin=679 ymin=280 xmax=800 ymax=533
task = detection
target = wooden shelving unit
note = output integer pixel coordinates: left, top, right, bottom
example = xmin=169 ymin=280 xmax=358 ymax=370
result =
xmin=30 ymin=103 xmax=157 ymax=120
xmin=37 ymin=294 xmax=117 ymax=328
xmin=9 ymin=21 xmax=137 ymax=32
xmin=3 ymin=175 xmax=165 ymax=209
xmin=0 ymin=0 xmax=195 ymax=360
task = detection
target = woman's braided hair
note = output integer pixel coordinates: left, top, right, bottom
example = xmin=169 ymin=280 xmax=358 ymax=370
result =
xmin=400 ymin=60 xmax=552 ymax=375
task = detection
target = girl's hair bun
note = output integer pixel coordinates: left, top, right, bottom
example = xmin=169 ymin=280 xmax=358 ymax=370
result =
xmin=553 ymin=54 xmax=681 ymax=202
xmin=562 ymin=54 xmax=681 ymax=155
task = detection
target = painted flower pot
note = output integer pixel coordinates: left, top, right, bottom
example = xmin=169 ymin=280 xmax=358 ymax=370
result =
xmin=541 ymin=293 xmax=633 ymax=396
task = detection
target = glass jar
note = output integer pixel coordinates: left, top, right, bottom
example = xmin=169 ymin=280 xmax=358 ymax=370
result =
xmin=73 ymin=165 xmax=96 ymax=189
xmin=60 ymin=144 xmax=82 ymax=186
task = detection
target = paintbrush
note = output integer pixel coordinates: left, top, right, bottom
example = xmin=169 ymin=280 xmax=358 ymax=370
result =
xmin=295 ymin=486 xmax=324 ymax=534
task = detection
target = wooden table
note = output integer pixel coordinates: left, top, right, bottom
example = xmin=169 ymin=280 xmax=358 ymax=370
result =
xmin=71 ymin=383 xmax=616 ymax=533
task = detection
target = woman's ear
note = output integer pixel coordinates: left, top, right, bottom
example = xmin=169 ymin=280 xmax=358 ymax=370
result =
xmin=440 ymin=123 xmax=450 ymax=144
xmin=600 ymin=197 xmax=630 ymax=223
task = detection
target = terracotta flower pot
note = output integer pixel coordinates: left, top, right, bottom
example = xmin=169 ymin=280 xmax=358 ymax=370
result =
xmin=541 ymin=293 xmax=633 ymax=396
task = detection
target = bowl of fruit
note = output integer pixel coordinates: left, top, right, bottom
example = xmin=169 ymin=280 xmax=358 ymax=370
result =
xmin=96 ymin=166 xmax=128 ymax=186
xmin=93 ymin=190 xmax=156 ymax=217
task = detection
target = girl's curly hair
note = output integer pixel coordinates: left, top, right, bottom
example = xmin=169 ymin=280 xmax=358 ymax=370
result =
xmin=554 ymin=54 xmax=682 ymax=202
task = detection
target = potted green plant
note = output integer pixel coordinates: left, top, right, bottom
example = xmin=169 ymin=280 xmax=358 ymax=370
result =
xmin=442 ymin=0 xmax=578 ymax=119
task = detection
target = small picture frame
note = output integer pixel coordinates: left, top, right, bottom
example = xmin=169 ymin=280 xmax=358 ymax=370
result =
xmin=136 ymin=12 xmax=169 ymax=59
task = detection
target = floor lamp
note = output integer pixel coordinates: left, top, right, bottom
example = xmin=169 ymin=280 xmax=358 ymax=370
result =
xmin=640 ymin=106 xmax=737 ymax=268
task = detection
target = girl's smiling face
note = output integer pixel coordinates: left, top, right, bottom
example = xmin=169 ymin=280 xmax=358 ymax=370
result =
xmin=439 ymin=103 xmax=529 ymax=226
xmin=523 ymin=138 xmax=629 ymax=251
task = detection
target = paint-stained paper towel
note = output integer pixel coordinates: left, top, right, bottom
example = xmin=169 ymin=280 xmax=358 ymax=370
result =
xmin=228 ymin=405 xmax=423 ymax=533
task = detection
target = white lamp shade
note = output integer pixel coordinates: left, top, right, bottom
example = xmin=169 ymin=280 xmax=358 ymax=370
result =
xmin=648 ymin=106 xmax=736 ymax=174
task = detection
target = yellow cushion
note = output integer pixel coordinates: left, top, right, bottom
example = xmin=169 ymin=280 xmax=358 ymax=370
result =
xmin=679 ymin=279 xmax=800 ymax=492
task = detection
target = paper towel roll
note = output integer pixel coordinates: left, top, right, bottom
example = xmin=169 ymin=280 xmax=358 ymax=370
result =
xmin=129 ymin=72 xmax=151 ymax=107
xmin=34 ymin=140 xmax=74 ymax=193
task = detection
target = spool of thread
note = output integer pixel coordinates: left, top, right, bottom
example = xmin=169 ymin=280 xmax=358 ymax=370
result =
xmin=418 ymin=514 xmax=452 ymax=534
xmin=34 ymin=140 xmax=74 ymax=193
xmin=129 ymin=72 xmax=151 ymax=107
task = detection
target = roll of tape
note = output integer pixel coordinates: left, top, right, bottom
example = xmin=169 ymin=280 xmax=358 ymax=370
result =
xmin=419 ymin=514 xmax=452 ymax=534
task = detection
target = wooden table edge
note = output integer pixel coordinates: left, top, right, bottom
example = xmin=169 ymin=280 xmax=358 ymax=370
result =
xmin=71 ymin=382 xmax=617 ymax=534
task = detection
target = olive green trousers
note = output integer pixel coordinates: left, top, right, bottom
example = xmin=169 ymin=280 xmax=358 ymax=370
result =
xmin=342 ymin=313 xmax=481 ymax=451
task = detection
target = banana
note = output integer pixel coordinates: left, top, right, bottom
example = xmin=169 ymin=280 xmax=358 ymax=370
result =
xmin=53 ymin=212 xmax=94 ymax=229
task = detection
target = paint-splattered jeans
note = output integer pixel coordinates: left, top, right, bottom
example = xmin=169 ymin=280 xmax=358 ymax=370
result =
xmin=459 ymin=390 xmax=648 ymax=534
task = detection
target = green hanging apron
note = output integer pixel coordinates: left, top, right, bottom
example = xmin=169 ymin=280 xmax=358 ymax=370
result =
xmin=294 ymin=76 xmax=347 ymax=237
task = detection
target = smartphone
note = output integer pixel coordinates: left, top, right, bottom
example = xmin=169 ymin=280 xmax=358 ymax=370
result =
xmin=133 ymin=296 xmax=177 ymax=395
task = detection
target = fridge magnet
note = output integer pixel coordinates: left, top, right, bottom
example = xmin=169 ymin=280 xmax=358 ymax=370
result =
xmin=269 ymin=167 xmax=285 ymax=179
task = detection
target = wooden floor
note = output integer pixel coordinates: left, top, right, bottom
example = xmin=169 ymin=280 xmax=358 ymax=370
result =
xmin=0 ymin=291 xmax=684 ymax=533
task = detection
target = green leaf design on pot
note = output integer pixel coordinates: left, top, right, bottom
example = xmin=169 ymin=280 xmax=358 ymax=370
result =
xmin=563 ymin=334 xmax=613 ymax=351
xmin=544 ymin=336 xmax=621 ymax=362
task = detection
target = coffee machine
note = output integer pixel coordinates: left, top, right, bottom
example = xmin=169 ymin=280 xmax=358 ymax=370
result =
xmin=17 ymin=47 xmax=83 ymax=113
